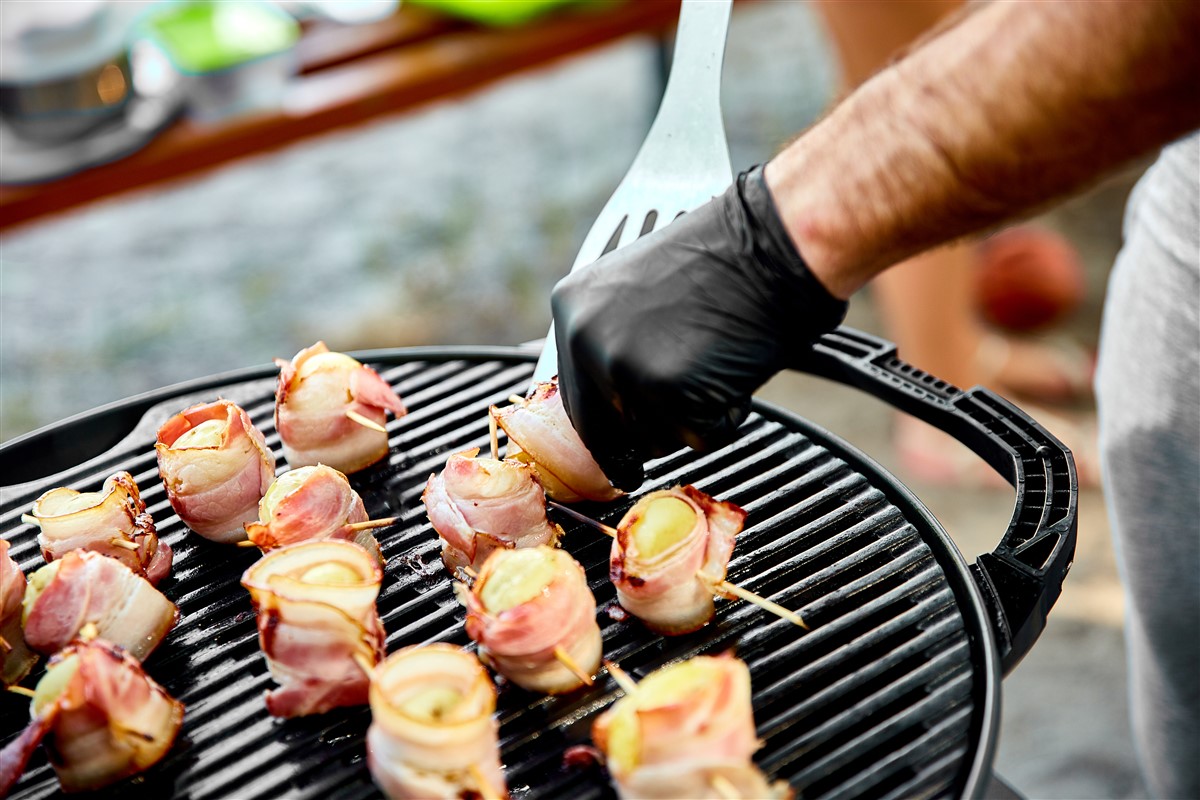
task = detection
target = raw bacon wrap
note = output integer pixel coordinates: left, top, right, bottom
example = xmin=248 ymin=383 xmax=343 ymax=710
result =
xmin=241 ymin=540 xmax=385 ymax=718
xmin=22 ymin=550 xmax=179 ymax=660
xmin=463 ymin=547 xmax=601 ymax=695
xmin=592 ymin=655 xmax=789 ymax=800
xmin=29 ymin=471 xmax=171 ymax=585
xmin=244 ymin=465 xmax=381 ymax=561
xmin=611 ymin=485 xmax=745 ymax=635
xmin=367 ymin=644 xmax=507 ymax=800
xmin=274 ymin=341 xmax=406 ymax=474
xmin=491 ymin=379 xmax=622 ymax=503
xmin=422 ymin=448 xmax=561 ymax=572
xmin=0 ymin=638 xmax=183 ymax=795
xmin=1 ymin=539 xmax=37 ymax=686
xmin=156 ymin=399 xmax=276 ymax=543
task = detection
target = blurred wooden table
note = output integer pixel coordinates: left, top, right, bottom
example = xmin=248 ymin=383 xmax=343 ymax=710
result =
xmin=0 ymin=1 xmax=682 ymax=233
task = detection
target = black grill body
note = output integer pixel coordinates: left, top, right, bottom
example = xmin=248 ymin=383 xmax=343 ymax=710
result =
xmin=0 ymin=332 xmax=1076 ymax=800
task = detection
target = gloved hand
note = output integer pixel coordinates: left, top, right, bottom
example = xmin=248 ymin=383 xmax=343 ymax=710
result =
xmin=551 ymin=164 xmax=849 ymax=491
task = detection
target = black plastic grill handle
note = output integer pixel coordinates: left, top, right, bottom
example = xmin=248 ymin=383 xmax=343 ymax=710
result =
xmin=795 ymin=328 xmax=1078 ymax=674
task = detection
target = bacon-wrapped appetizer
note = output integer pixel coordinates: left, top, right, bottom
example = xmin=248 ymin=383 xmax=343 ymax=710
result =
xmin=22 ymin=550 xmax=178 ymax=660
xmin=463 ymin=545 xmax=601 ymax=695
xmin=592 ymin=655 xmax=791 ymax=800
xmin=274 ymin=341 xmax=407 ymax=474
xmin=0 ymin=638 xmax=183 ymax=796
xmin=367 ymin=644 xmax=508 ymax=800
xmin=25 ymin=471 xmax=172 ymax=585
xmin=244 ymin=465 xmax=382 ymax=561
xmin=156 ymin=399 xmax=276 ymax=543
xmin=610 ymin=485 xmax=744 ymax=635
xmin=241 ymin=540 xmax=385 ymax=718
xmin=491 ymin=378 xmax=622 ymax=503
xmin=1 ymin=539 xmax=37 ymax=687
xmin=422 ymin=448 xmax=562 ymax=573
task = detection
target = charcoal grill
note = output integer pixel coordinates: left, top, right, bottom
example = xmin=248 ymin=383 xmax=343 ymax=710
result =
xmin=0 ymin=328 xmax=1075 ymax=800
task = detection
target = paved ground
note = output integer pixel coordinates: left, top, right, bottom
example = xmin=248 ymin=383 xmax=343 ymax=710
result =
xmin=0 ymin=3 xmax=1149 ymax=797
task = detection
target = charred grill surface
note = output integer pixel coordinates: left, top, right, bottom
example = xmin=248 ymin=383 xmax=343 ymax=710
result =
xmin=0 ymin=354 xmax=983 ymax=800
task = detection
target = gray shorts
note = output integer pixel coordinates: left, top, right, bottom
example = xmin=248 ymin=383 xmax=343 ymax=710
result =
xmin=1096 ymin=132 xmax=1200 ymax=800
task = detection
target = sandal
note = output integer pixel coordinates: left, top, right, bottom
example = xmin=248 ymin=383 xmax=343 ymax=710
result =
xmin=974 ymin=333 xmax=1095 ymax=406
xmin=894 ymin=403 xmax=1101 ymax=490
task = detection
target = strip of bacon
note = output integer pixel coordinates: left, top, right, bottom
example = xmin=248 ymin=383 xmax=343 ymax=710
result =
xmin=27 ymin=471 xmax=172 ymax=585
xmin=274 ymin=341 xmax=406 ymax=474
xmin=593 ymin=655 xmax=791 ymax=800
xmin=610 ymin=486 xmax=745 ymax=635
xmin=490 ymin=378 xmax=623 ymax=503
xmin=241 ymin=540 xmax=385 ymax=718
xmin=422 ymin=448 xmax=562 ymax=573
xmin=463 ymin=546 xmax=601 ymax=695
xmin=244 ymin=465 xmax=382 ymax=561
xmin=1 ymin=539 xmax=37 ymax=687
xmin=22 ymin=550 xmax=178 ymax=660
xmin=0 ymin=638 xmax=183 ymax=795
xmin=367 ymin=643 xmax=508 ymax=800
xmin=156 ymin=399 xmax=276 ymax=543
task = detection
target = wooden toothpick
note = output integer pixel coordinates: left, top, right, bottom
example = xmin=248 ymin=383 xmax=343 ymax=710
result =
xmin=603 ymin=660 xmax=638 ymax=697
xmin=346 ymin=409 xmax=387 ymax=434
xmin=468 ymin=764 xmax=502 ymax=800
xmin=237 ymin=539 xmax=259 ymax=548
xmin=345 ymin=517 xmax=397 ymax=532
xmin=109 ymin=537 xmax=140 ymax=551
xmin=489 ymin=413 xmax=500 ymax=461
xmin=548 ymin=501 xmax=617 ymax=538
xmin=710 ymin=774 xmax=741 ymax=799
xmin=20 ymin=514 xmax=39 ymax=527
xmin=353 ymin=652 xmax=376 ymax=679
xmin=553 ymin=646 xmax=595 ymax=687
xmin=710 ymin=579 xmax=808 ymax=630
xmin=7 ymin=685 xmax=36 ymax=698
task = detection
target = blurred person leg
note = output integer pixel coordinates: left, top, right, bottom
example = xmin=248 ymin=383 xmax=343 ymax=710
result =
xmin=811 ymin=0 xmax=1097 ymax=484
xmin=1097 ymin=133 xmax=1200 ymax=800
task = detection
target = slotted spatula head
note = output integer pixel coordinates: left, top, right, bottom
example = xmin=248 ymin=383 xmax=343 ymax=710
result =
xmin=533 ymin=0 xmax=734 ymax=385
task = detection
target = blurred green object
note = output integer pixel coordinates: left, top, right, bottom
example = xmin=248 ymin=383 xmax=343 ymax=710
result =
xmin=143 ymin=1 xmax=299 ymax=75
xmin=407 ymin=0 xmax=582 ymax=27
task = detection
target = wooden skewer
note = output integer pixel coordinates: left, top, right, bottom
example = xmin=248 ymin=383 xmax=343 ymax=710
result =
xmin=468 ymin=764 xmax=503 ymax=800
xmin=547 ymin=501 xmax=617 ymax=538
xmin=346 ymin=409 xmax=387 ymax=434
xmin=553 ymin=646 xmax=595 ymax=687
xmin=489 ymin=413 xmax=500 ymax=461
xmin=7 ymin=685 xmax=36 ymax=698
xmin=20 ymin=513 xmax=39 ymax=527
xmin=462 ymin=566 xmax=478 ymax=579
xmin=603 ymin=660 xmax=638 ymax=697
xmin=710 ymin=774 xmax=741 ymax=800
xmin=353 ymin=652 xmax=376 ymax=679
xmin=507 ymin=394 xmax=526 ymax=406
xmin=237 ymin=540 xmax=259 ymax=548
xmin=710 ymin=579 xmax=808 ymax=630
xmin=345 ymin=517 xmax=397 ymax=532
xmin=109 ymin=537 xmax=140 ymax=551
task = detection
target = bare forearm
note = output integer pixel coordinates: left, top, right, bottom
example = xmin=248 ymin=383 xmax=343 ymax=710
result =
xmin=768 ymin=0 xmax=1200 ymax=299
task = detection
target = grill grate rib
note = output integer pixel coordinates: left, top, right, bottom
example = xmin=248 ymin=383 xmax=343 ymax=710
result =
xmin=0 ymin=354 xmax=987 ymax=800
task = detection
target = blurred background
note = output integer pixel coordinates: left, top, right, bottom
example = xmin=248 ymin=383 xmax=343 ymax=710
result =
xmin=0 ymin=1 xmax=1149 ymax=797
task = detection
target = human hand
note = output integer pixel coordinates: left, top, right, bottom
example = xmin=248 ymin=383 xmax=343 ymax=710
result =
xmin=551 ymin=165 xmax=848 ymax=491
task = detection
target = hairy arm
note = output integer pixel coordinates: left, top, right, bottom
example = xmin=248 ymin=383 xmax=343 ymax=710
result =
xmin=767 ymin=0 xmax=1200 ymax=299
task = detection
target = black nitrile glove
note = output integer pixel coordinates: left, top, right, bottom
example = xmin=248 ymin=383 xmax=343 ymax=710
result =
xmin=551 ymin=165 xmax=849 ymax=491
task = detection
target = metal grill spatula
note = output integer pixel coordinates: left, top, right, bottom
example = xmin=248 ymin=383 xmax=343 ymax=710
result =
xmin=532 ymin=0 xmax=734 ymax=385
